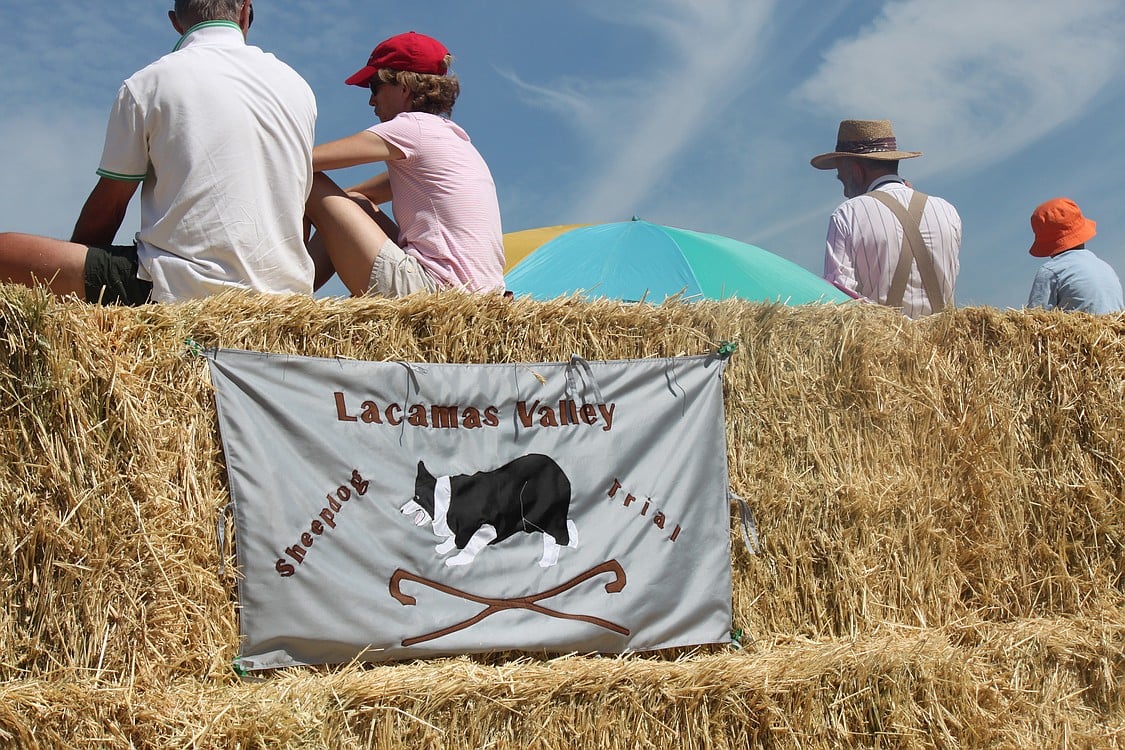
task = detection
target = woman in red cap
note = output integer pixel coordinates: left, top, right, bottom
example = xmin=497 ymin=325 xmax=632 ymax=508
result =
xmin=1027 ymin=198 xmax=1123 ymax=314
xmin=304 ymin=32 xmax=505 ymax=297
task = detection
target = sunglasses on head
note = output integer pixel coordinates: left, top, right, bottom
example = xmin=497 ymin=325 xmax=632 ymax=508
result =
xmin=247 ymin=3 xmax=254 ymax=28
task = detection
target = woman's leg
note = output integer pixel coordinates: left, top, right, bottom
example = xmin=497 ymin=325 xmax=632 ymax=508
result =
xmin=304 ymin=173 xmax=400 ymax=296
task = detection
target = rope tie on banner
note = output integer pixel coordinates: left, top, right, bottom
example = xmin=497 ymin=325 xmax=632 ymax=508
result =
xmin=392 ymin=361 xmax=428 ymax=445
xmin=395 ymin=360 xmax=428 ymax=380
xmin=183 ymin=337 xmax=204 ymax=359
xmin=730 ymin=489 xmax=760 ymax=555
xmin=564 ymin=354 xmax=604 ymax=403
xmin=216 ymin=504 xmax=229 ymax=576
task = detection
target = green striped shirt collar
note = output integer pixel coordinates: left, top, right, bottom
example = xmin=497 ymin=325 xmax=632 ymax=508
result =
xmin=173 ymin=20 xmax=242 ymax=52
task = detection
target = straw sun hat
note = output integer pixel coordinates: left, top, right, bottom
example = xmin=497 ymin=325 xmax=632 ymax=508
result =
xmin=810 ymin=120 xmax=923 ymax=170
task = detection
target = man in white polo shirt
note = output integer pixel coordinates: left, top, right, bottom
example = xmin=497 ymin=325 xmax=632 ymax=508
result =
xmin=0 ymin=0 xmax=316 ymax=304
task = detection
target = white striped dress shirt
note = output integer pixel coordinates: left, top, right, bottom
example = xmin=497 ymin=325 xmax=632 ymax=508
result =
xmin=824 ymin=175 xmax=961 ymax=318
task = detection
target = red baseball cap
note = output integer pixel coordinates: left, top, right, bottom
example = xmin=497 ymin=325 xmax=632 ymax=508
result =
xmin=1028 ymin=197 xmax=1097 ymax=258
xmin=345 ymin=32 xmax=450 ymax=87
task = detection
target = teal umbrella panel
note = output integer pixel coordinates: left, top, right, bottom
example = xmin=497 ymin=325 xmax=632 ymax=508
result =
xmin=505 ymin=220 xmax=851 ymax=305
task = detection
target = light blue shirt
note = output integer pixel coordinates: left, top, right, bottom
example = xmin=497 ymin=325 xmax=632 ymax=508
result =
xmin=1028 ymin=248 xmax=1124 ymax=314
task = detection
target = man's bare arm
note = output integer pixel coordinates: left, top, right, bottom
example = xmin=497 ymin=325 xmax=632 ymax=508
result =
xmin=70 ymin=177 xmax=139 ymax=246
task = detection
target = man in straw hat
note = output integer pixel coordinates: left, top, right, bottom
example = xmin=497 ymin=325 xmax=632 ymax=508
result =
xmin=811 ymin=119 xmax=961 ymax=318
xmin=304 ymin=31 xmax=504 ymax=297
xmin=1026 ymin=197 xmax=1122 ymax=314
xmin=0 ymin=0 xmax=317 ymax=304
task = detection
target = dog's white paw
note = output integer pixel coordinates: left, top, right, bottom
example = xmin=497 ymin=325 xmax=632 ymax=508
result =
xmin=445 ymin=552 xmax=473 ymax=567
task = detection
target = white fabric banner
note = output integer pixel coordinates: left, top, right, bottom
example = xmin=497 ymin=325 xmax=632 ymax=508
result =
xmin=205 ymin=349 xmax=732 ymax=669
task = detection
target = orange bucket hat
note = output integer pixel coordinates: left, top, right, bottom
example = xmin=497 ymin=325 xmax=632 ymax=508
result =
xmin=1028 ymin=197 xmax=1097 ymax=258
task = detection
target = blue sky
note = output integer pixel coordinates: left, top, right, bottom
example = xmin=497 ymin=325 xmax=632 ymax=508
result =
xmin=2 ymin=0 xmax=1123 ymax=308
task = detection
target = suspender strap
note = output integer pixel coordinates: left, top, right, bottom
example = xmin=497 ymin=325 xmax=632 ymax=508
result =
xmin=865 ymin=190 xmax=947 ymax=313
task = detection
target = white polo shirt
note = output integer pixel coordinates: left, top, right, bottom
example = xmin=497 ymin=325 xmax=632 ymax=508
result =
xmin=97 ymin=22 xmax=317 ymax=302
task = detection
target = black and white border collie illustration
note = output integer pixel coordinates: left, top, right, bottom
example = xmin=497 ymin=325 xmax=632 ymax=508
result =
xmin=400 ymin=453 xmax=578 ymax=568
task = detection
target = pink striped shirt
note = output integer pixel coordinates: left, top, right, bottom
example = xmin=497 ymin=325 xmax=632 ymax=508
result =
xmin=369 ymin=112 xmax=505 ymax=292
xmin=824 ymin=175 xmax=961 ymax=318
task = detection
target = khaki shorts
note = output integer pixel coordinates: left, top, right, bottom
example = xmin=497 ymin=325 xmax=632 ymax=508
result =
xmin=366 ymin=239 xmax=440 ymax=297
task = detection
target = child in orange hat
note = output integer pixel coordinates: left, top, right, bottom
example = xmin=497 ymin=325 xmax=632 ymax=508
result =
xmin=1027 ymin=198 xmax=1123 ymax=314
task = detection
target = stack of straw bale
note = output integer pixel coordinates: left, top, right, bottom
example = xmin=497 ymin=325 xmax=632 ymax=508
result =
xmin=0 ymin=285 xmax=1122 ymax=748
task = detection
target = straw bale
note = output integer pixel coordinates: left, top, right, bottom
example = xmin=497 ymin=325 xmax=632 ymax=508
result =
xmin=0 ymin=616 xmax=1120 ymax=748
xmin=1 ymin=284 xmax=1124 ymax=746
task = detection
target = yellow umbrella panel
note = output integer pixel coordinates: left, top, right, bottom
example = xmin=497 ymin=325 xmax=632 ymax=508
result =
xmin=502 ymin=224 xmax=589 ymax=272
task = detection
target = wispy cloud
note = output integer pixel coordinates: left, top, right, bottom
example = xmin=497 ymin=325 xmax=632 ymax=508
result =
xmin=794 ymin=0 xmax=1125 ymax=177
xmin=3 ymin=0 xmax=1121 ymax=311
xmin=0 ymin=1 xmax=166 ymax=242
xmin=0 ymin=2 xmax=163 ymax=110
xmin=493 ymin=71 xmax=604 ymax=134
xmin=505 ymin=0 xmax=778 ymax=223
xmin=0 ymin=107 xmax=140 ymax=241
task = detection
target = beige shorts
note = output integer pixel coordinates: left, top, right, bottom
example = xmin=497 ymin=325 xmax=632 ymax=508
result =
xmin=366 ymin=239 xmax=440 ymax=297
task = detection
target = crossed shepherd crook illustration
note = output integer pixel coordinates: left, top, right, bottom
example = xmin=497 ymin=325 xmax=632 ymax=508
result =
xmin=389 ymin=560 xmax=631 ymax=647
